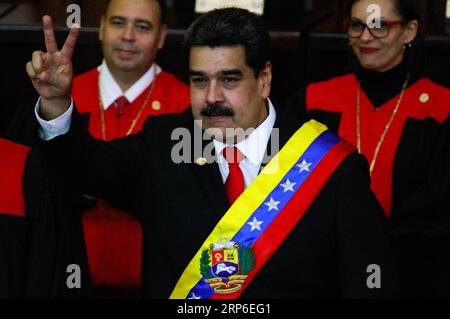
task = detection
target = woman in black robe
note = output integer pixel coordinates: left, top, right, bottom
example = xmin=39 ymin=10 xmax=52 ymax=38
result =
xmin=286 ymin=0 xmax=450 ymax=298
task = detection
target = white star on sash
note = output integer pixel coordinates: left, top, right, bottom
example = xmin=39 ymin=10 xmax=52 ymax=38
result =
xmin=265 ymin=197 xmax=280 ymax=211
xmin=247 ymin=217 xmax=263 ymax=231
xmin=188 ymin=293 xmax=201 ymax=299
xmin=280 ymin=179 xmax=296 ymax=193
xmin=297 ymin=159 xmax=312 ymax=173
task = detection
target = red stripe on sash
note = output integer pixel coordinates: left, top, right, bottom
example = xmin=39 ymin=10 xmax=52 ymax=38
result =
xmin=211 ymin=140 xmax=354 ymax=299
xmin=0 ymin=138 xmax=29 ymax=217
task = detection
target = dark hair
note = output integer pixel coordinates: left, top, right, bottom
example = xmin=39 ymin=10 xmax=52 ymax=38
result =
xmin=105 ymin=0 xmax=167 ymax=24
xmin=183 ymin=7 xmax=271 ymax=78
xmin=345 ymin=0 xmax=427 ymax=78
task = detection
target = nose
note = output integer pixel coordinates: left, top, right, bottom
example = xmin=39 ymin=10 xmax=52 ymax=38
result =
xmin=206 ymin=80 xmax=225 ymax=105
xmin=122 ymin=23 xmax=136 ymax=41
xmin=360 ymin=26 xmax=375 ymax=42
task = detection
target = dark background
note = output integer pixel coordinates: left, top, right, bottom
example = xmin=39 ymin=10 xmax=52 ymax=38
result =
xmin=1 ymin=0 xmax=449 ymax=135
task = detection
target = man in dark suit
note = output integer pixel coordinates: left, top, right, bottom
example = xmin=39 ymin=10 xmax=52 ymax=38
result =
xmin=27 ymin=9 xmax=397 ymax=298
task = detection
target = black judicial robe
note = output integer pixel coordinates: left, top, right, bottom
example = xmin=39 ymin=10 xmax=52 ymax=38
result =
xmin=37 ymin=107 xmax=399 ymax=299
xmin=0 ymin=138 xmax=28 ymax=298
xmin=389 ymin=118 xmax=450 ymax=298
xmin=0 ymin=137 xmax=91 ymax=298
xmin=286 ymin=67 xmax=450 ymax=298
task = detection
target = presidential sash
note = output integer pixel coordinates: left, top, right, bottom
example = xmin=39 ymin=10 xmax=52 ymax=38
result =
xmin=170 ymin=120 xmax=354 ymax=299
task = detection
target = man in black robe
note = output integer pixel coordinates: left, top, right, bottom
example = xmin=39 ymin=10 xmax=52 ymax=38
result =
xmin=25 ymin=9 xmax=399 ymax=298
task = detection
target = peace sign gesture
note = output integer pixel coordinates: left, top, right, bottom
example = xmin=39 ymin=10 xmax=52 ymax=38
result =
xmin=26 ymin=15 xmax=80 ymax=120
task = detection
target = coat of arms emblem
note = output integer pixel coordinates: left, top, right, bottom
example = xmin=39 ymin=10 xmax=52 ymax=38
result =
xmin=200 ymin=237 xmax=255 ymax=294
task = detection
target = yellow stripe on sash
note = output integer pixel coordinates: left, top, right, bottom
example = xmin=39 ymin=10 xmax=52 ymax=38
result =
xmin=170 ymin=120 xmax=328 ymax=299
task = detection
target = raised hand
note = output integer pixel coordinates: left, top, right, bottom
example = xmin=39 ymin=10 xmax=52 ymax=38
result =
xmin=26 ymin=15 xmax=80 ymax=120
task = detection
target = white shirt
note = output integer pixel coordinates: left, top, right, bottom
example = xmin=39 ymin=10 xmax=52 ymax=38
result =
xmin=98 ymin=60 xmax=161 ymax=110
xmin=213 ymin=100 xmax=276 ymax=188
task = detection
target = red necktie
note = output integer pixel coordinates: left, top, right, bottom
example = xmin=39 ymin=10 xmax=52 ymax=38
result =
xmin=222 ymin=147 xmax=245 ymax=205
xmin=114 ymin=96 xmax=129 ymax=118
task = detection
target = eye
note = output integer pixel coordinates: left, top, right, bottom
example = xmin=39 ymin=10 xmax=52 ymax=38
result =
xmin=349 ymin=20 xmax=364 ymax=31
xmin=378 ymin=21 xmax=389 ymax=31
xmin=191 ymin=77 xmax=208 ymax=87
xmin=110 ymin=18 xmax=125 ymax=27
xmin=219 ymin=76 xmax=240 ymax=89
xmin=136 ymin=23 xmax=151 ymax=32
xmin=221 ymin=76 xmax=239 ymax=83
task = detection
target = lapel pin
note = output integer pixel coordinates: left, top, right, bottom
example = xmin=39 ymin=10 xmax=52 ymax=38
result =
xmin=195 ymin=157 xmax=207 ymax=166
xmin=419 ymin=93 xmax=430 ymax=103
xmin=152 ymin=100 xmax=161 ymax=111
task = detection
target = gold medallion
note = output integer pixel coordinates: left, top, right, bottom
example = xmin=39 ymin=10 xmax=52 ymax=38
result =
xmin=152 ymin=100 xmax=161 ymax=111
xmin=419 ymin=93 xmax=430 ymax=103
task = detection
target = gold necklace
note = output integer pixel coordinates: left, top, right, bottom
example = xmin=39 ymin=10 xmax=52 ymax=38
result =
xmin=98 ymin=71 xmax=157 ymax=141
xmin=356 ymin=73 xmax=410 ymax=175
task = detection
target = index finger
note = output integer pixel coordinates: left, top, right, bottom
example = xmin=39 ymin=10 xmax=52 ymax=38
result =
xmin=42 ymin=15 xmax=58 ymax=54
xmin=61 ymin=24 xmax=80 ymax=59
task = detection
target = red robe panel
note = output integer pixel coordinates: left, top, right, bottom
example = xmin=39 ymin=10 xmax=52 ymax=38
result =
xmin=307 ymin=74 xmax=450 ymax=216
xmin=0 ymin=138 xmax=29 ymax=217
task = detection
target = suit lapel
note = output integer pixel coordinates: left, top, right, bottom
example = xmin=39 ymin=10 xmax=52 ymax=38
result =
xmin=191 ymin=156 xmax=229 ymax=218
xmin=188 ymin=119 xmax=230 ymax=218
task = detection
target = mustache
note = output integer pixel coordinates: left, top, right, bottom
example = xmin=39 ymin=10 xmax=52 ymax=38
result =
xmin=201 ymin=103 xmax=234 ymax=117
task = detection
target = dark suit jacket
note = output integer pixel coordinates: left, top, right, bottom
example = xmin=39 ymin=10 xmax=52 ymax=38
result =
xmin=40 ymin=106 xmax=398 ymax=299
